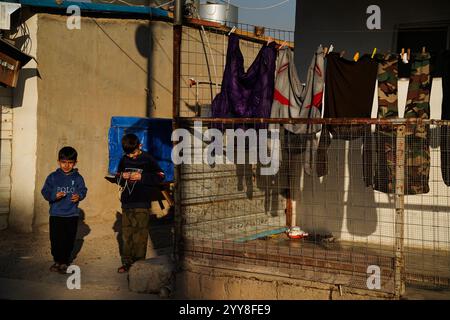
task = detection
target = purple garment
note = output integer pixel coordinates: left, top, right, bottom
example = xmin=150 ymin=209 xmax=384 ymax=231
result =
xmin=211 ymin=34 xmax=277 ymax=121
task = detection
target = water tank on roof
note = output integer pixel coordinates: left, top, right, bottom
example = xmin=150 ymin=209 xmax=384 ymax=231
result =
xmin=199 ymin=2 xmax=238 ymax=27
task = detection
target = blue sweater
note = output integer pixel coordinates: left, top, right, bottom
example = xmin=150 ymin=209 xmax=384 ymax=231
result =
xmin=41 ymin=168 xmax=88 ymax=217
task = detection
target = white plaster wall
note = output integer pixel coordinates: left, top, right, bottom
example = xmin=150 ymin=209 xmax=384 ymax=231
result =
xmin=295 ymin=78 xmax=449 ymax=251
xmin=8 ymin=15 xmax=38 ymax=233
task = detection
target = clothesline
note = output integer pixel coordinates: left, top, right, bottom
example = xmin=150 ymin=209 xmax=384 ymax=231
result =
xmin=218 ymin=0 xmax=291 ymax=11
xmin=203 ymin=33 xmax=448 ymax=193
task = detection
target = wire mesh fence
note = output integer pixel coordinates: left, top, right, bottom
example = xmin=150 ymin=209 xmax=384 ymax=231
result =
xmin=174 ymin=118 xmax=450 ymax=296
xmin=174 ymin=22 xmax=449 ymax=297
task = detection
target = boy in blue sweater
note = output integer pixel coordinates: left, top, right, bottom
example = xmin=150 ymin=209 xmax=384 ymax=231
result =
xmin=41 ymin=146 xmax=88 ymax=274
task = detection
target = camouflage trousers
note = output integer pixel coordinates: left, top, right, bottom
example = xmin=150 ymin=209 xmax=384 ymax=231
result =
xmin=121 ymin=208 xmax=150 ymax=266
xmin=374 ymin=53 xmax=431 ymax=195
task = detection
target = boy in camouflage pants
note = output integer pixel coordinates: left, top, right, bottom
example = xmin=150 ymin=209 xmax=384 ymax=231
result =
xmin=116 ymin=134 xmax=165 ymax=273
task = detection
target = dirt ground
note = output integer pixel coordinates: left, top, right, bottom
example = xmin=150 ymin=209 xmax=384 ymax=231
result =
xmin=1 ymin=212 xmax=449 ymax=300
xmin=0 ymin=213 xmax=173 ymax=300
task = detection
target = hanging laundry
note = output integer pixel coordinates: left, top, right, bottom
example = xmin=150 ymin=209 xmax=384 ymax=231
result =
xmin=373 ymin=54 xmax=399 ymax=194
xmin=373 ymin=53 xmax=432 ymax=195
xmin=316 ymin=52 xmax=377 ymax=183
xmin=211 ymin=34 xmax=277 ymax=122
xmin=439 ymin=50 xmax=450 ymax=186
xmin=404 ymin=52 xmax=431 ymax=195
xmin=271 ymin=45 xmax=324 ymax=134
xmin=270 ymin=45 xmax=324 ymax=175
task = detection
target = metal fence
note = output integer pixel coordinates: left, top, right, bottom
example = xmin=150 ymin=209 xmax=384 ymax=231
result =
xmin=179 ymin=21 xmax=294 ymax=118
xmin=173 ymin=22 xmax=449 ymax=298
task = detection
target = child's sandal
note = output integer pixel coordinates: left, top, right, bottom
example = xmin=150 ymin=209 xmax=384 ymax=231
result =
xmin=117 ymin=265 xmax=129 ymax=273
xmin=49 ymin=263 xmax=60 ymax=272
xmin=58 ymin=264 xmax=68 ymax=274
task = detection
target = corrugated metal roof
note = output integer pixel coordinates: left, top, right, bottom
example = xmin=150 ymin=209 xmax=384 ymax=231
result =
xmin=7 ymin=0 xmax=170 ymax=17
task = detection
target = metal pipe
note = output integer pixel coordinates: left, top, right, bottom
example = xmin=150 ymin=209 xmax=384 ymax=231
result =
xmin=183 ymin=18 xmax=295 ymax=49
xmin=178 ymin=117 xmax=446 ymax=126
xmin=172 ymin=0 xmax=184 ymax=267
xmin=174 ymin=0 xmax=184 ymax=26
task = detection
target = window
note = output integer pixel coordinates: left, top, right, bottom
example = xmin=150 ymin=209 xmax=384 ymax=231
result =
xmin=395 ymin=21 xmax=449 ymax=77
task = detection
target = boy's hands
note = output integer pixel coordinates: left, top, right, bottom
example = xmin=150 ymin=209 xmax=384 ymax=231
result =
xmin=71 ymin=193 xmax=80 ymax=203
xmin=122 ymin=172 xmax=131 ymax=180
xmin=56 ymin=192 xmax=80 ymax=202
xmin=129 ymin=172 xmax=141 ymax=181
xmin=122 ymin=172 xmax=141 ymax=181
xmin=121 ymin=171 xmax=164 ymax=182
xmin=56 ymin=191 xmax=66 ymax=200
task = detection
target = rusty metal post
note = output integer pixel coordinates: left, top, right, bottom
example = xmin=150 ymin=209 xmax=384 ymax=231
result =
xmin=286 ymin=190 xmax=292 ymax=227
xmin=394 ymin=124 xmax=406 ymax=298
xmin=173 ymin=0 xmax=184 ymax=264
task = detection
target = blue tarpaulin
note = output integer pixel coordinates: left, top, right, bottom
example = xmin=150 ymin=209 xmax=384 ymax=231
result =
xmin=108 ymin=117 xmax=174 ymax=182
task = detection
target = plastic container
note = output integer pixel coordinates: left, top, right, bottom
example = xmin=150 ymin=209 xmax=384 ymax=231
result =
xmin=287 ymin=226 xmax=309 ymax=239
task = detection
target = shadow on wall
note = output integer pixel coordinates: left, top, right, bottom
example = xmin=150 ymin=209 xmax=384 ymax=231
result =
xmin=294 ymin=137 xmax=378 ymax=239
xmin=12 ymin=68 xmax=41 ymax=108
xmin=5 ymin=9 xmax=40 ymax=108
xmin=346 ymin=139 xmax=378 ymax=236
xmin=71 ymin=209 xmax=91 ymax=262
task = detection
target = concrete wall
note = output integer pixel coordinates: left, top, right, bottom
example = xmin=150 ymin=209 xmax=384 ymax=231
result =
xmin=12 ymin=13 xmax=270 ymax=230
xmin=0 ymin=98 xmax=13 ymax=230
xmin=294 ymin=0 xmax=450 ymax=80
xmin=291 ymin=0 xmax=450 ymax=250
xmin=175 ymin=261 xmax=392 ymax=300
xmin=32 ymin=14 xmax=173 ymax=228
xmin=178 ymin=29 xmax=288 ymax=240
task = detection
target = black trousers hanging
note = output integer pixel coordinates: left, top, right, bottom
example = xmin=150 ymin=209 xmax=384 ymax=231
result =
xmin=440 ymin=51 xmax=450 ymax=185
xmin=49 ymin=216 xmax=79 ymax=265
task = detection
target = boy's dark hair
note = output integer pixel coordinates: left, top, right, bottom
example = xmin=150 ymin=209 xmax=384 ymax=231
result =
xmin=58 ymin=146 xmax=78 ymax=161
xmin=122 ymin=133 xmax=140 ymax=154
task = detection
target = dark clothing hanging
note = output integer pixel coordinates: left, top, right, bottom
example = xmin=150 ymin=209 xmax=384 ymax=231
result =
xmin=323 ymin=53 xmax=377 ymax=119
xmin=439 ymin=51 xmax=450 ymax=185
xmin=49 ymin=216 xmax=78 ymax=265
xmin=373 ymin=54 xmax=399 ymax=194
xmin=211 ymin=34 xmax=277 ymax=121
xmin=316 ymin=53 xmax=377 ymax=181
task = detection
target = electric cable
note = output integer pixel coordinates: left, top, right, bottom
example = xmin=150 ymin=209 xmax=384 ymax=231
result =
xmin=219 ymin=0 xmax=290 ymax=10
